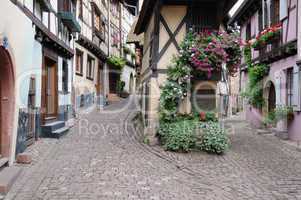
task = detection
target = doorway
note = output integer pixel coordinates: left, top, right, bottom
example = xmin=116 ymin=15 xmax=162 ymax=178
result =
xmin=0 ymin=47 xmax=15 ymax=157
xmin=42 ymin=56 xmax=58 ymax=122
xmin=268 ymin=82 xmax=276 ymax=113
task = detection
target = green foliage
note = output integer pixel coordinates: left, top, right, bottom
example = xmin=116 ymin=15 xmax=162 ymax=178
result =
xmin=159 ymin=81 xmax=185 ymax=122
xmin=199 ymin=111 xmax=218 ymax=122
xmin=243 ymin=45 xmax=252 ymax=68
xmin=158 ymin=119 xmax=198 ymax=152
xmin=274 ymin=105 xmax=293 ymax=121
xmin=241 ymin=64 xmax=269 ymax=108
xmin=116 ymin=80 xmax=125 ymax=95
xmin=123 ymin=45 xmax=136 ymax=59
xmin=263 ymin=106 xmax=294 ymax=127
xmin=263 ymin=111 xmax=276 ymax=127
xmin=198 ymin=122 xmax=230 ymax=154
xmin=205 ymin=112 xmax=218 ymax=122
xmin=107 ymin=56 xmax=126 ymax=70
xmin=248 ymin=64 xmax=269 ymax=86
xmin=242 ymin=85 xmax=265 ymax=108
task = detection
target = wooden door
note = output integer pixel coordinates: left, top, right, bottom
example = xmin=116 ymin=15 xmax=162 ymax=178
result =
xmin=44 ymin=57 xmax=58 ymax=119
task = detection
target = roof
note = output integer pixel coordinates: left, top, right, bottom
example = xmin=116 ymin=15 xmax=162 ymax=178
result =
xmin=127 ymin=17 xmax=144 ymax=45
xmin=134 ymin=0 xmax=238 ymax=34
xmin=121 ymin=0 xmax=139 ymax=15
xmin=228 ymin=0 xmax=260 ymax=25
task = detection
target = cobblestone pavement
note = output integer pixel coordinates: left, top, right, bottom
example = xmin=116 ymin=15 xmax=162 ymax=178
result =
xmin=5 ymin=97 xmax=301 ymax=200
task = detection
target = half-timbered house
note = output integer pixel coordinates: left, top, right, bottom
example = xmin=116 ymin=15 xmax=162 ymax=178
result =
xmin=134 ymin=0 xmax=237 ymax=138
xmin=74 ymin=0 xmax=108 ymax=111
xmin=230 ymin=0 xmax=301 ymax=140
xmin=0 ymin=0 xmax=80 ymax=171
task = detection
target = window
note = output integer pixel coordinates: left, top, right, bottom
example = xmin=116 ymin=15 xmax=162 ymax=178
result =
xmin=279 ymin=0 xmax=288 ymax=20
xmin=94 ymin=12 xmax=101 ymax=31
xmin=86 ymin=55 xmax=95 ymax=80
xmin=92 ymin=3 xmax=106 ymax=41
xmin=263 ymin=0 xmax=269 ymax=28
xmin=76 ymin=49 xmax=83 ymax=75
xmin=111 ymin=24 xmax=120 ymax=47
xmin=188 ymin=3 xmax=218 ymax=33
xmin=78 ymin=0 xmax=83 ymax=19
xmin=287 ymin=68 xmax=293 ymax=106
xmin=258 ymin=7 xmax=263 ymax=32
xmin=246 ymin=22 xmax=251 ymax=41
xmin=110 ymin=0 xmax=119 ymax=17
xmin=59 ymin=0 xmax=72 ymax=12
xmin=271 ymin=0 xmax=280 ymax=25
xmin=62 ymin=60 xmax=68 ymax=93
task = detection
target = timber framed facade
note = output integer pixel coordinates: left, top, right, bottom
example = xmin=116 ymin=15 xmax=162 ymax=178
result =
xmin=134 ymin=0 xmax=237 ymax=137
xmin=230 ymin=0 xmax=301 ymax=140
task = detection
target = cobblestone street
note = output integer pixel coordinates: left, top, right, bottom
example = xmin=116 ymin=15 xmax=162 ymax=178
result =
xmin=4 ymin=99 xmax=301 ymax=200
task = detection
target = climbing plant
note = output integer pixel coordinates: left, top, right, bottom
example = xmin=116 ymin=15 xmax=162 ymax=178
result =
xmin=159 ymin=30 xmax=241 ymax=122
xmin=241 ymin=63 xmax=269 ymax=108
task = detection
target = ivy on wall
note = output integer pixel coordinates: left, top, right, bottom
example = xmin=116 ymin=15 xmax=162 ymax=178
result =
xmin=241 ymin=45 xmax=269 ymax=108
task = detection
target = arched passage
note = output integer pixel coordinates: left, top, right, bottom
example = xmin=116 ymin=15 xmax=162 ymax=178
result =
xmin=264 ymin=80 xmax=276 ymax=114
xmin=0 ymin=47 xmax=15 ymax=158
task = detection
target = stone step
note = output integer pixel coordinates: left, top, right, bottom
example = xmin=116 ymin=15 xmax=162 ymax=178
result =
xmin=108 ymin=93 xmax=121 ymax=102
xmin=52 ymin=126 xmax=70 ymax=139
xmin=41 ymin=121 xmax=65 ymax=136
xmin=0 ymin=158 xmax=8 ymax=169
xmin=0 ymin=166 xmax=22 ymax=194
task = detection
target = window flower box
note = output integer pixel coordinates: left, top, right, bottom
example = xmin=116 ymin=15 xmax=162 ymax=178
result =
xmin=251 ymin=23 xmax=282 ymax=50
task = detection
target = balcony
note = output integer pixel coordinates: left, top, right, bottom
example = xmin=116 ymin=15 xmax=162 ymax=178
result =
xmin=58 ymin=11 xmax=81 ymax=33
xmin=37 ymin=0 xmax=52 ymax=12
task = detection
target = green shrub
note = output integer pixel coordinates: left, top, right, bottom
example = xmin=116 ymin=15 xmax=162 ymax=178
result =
xmin=158 ymin=119 xmax=197 ymax=152
xmin=263 ymin=111 xmax=276 ymax=127
xmin=107 ymin=56 xmax=126 ymax=70
xmin=198 ymin=122 xmax=230 ymax=154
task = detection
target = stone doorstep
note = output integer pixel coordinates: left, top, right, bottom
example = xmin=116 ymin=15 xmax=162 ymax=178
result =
xmin=16 ymin=153 xmax=32 ymax=164
xmin=0 ymin=166 xmax=22 ymax=194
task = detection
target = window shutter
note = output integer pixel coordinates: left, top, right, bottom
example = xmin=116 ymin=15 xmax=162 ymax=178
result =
xmin=275 ymin=73 xmax=281 ymax=105
xmin=292 ymin=64 xmax=301 ymax=111
xmin=279 ymin=0 xmax=288 ymax=20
